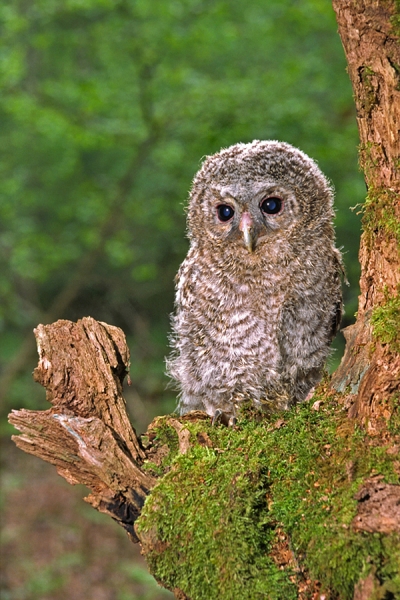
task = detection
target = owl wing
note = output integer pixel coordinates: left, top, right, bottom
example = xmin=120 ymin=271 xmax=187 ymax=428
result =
xmin=174 ymin=248 xmax=198 ymax=310
xmin=278 ymin=249 xmax=344 ymax=369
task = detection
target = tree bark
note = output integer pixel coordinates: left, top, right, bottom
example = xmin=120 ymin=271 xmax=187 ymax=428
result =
xmin=8 ymin=318 xmax=157 ymax=542
xmin=331 ymin=0 xmax=400 ymax=429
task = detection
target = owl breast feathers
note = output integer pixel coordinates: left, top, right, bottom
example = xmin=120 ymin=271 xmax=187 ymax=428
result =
xmin=167 ymin=140 xmax=343 ymax=418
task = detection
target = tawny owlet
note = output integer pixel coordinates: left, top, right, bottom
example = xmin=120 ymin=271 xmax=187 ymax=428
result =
xmin=167 ymin=140 xmax=343 ymax=419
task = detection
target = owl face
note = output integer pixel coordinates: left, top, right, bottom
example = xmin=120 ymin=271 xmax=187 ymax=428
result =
xmin=201 ymin=181 xmax=301 ymax=252
xmin=187 ymin=140 xmax=334 ymax=256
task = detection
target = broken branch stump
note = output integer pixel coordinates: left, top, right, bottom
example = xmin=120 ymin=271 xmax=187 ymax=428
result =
xmin=8 ymin=317 xmax=157 ymax=542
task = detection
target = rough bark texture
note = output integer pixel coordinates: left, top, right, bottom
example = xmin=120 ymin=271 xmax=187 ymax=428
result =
xmin=9 ymin=318 xmax=157 ymax=542
xmin=353 ymin=476 xmax=400 ymax=534
xmin=331 ymin=0 xmax=400 ymax=428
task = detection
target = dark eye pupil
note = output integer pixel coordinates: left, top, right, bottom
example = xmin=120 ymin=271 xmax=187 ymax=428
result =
xmin=261 ymin=197 xmax=282 ymax=215
xmin=217 ymin=204 xmax=234 ymax=222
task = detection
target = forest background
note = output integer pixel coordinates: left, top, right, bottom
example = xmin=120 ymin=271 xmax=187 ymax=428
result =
xmin=1 ymin=0 xmax=365 ymax=599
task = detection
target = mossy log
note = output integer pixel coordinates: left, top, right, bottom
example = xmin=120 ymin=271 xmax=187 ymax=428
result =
xmin=9 ymin=318 xmax=400 ymax=600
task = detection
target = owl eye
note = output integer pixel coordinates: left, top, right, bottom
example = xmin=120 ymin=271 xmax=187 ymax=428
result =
xmin=217 ymin=204 xmax=235 ymax=222
xmin=260 ymin=197 xmax=282 ymax=215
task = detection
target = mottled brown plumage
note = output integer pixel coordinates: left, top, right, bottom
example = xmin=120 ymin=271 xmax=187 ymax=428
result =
xmin=167 ymin=140 xmax=343 ymax=418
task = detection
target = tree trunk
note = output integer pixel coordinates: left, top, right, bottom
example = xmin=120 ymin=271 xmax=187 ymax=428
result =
xmin=331 ymin=0 xmax=400 ymax=430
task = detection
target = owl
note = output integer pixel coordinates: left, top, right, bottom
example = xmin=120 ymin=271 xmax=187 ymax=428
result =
xmin=167 ymin=140 xmax=343 ymax=420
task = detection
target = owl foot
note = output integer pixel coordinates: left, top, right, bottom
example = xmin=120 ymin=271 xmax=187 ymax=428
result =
xmin=211 ymin=409 xmax=237 ymax=427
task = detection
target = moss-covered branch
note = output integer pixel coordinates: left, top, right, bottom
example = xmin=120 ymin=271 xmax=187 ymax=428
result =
xmin=137 ymin=390 xmax=400 ymax=599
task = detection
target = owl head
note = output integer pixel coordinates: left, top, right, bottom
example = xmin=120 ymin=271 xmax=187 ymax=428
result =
xmin=187 ymin=140 xmax=334 ymax=255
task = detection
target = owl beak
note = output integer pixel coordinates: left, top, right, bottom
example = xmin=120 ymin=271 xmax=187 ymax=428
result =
xmin=239 ymin=212 xmax=256 ymax=252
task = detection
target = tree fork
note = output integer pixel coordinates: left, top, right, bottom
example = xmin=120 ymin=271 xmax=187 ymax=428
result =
xmin=331 ymin=0 xmax=400 ymax=428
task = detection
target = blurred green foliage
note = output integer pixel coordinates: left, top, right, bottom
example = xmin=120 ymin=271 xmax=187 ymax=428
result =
xmin=0 ymin=0 xmax=364 ymax=428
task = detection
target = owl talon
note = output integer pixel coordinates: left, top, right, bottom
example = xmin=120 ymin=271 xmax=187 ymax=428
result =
xmin=212 ymin=409 xmax=236 ymax=427
xmin=211 ymin=409 xmax=225 ymax=426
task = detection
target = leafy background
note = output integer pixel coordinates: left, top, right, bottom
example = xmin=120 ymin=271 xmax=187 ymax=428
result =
xmin=0 ymin=0 xmax=364 ymax=598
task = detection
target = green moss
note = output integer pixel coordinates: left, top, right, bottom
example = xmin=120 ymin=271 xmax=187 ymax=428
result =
xmin=390 ymin=1 xmax=400 ymax=38
xmin=138 ymin=417 xmax=298 ymax=599
xmin=360 ymin=185 xmax=400 ymax=249
xmin=140 ymin=416 xmax=182 ymax=477
xmin=359 ymin=66 xmax=378 ymax=113
xmin=136 ymin=396 xmax=400 ymax=599
xmin=371 ymin=289 xmax=400 ymax=352
xmin=389 ymin=59 xmax=400 ymax=91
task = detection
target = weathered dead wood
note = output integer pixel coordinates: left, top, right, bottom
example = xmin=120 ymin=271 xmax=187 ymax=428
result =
xmin=8 ymin=317 xmax=157 ymax=541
